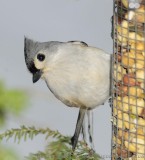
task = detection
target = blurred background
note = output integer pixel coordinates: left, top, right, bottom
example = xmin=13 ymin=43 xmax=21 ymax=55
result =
xmin=0 ymin=0 xmax=113 ymax=159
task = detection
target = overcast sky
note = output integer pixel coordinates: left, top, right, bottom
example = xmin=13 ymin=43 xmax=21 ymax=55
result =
xmin=0 ymin=0 xmax=113 ymax=159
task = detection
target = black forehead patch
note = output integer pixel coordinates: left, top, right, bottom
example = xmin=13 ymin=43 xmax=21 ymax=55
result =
xmin=24 ymin=37 xmax=40 ymax=74
xmin=27 ymin=61 xmax=40 ymax=74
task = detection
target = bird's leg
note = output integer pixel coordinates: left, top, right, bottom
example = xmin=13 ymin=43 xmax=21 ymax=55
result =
xmin=71 ymin=108 xmax=87 ymax=151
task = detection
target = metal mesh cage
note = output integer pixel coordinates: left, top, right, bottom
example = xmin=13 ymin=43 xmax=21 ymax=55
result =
xmin=112 ymin=0 xmax=145 ymax=159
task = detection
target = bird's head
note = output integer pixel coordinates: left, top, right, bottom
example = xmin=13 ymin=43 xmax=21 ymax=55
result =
xmin=24 ymin=37 xmax=60 ymax=83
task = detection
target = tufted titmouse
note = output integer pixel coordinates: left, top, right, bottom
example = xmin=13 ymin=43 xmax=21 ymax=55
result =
xmin=24 ymin=38 xmax=111 ymax=151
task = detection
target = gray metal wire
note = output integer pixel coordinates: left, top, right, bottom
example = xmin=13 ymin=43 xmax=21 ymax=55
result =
xmin=112 ymin=0 xmax=145 ymax=159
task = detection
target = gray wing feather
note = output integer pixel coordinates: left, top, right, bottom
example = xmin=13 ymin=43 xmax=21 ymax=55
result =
xmin=67 ymin=41 xmax=88 ymax=47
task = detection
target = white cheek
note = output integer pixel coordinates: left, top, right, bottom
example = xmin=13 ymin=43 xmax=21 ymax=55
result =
xmin=34 ymin=57 xmax=45 ymax=69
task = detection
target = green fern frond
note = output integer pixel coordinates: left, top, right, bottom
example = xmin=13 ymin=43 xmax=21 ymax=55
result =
xmin=27 ymin=139 xmax=100 ymax=160
xmin=0 ymin=125 xmax=62 ymax=143
xmin=0 ymin=126 xmax=100 ymax=160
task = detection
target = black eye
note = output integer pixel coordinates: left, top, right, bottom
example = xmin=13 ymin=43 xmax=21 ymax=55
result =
xmin=37 ymin=54 xmax=45 ymax=61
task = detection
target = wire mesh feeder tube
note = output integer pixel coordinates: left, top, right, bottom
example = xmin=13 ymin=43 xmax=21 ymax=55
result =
xmin=112 ymin=0 xmax=145 ymax=159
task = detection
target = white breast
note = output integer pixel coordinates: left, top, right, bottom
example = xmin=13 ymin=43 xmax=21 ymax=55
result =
xmin=43 ymin=44 xmax=111 ymax=109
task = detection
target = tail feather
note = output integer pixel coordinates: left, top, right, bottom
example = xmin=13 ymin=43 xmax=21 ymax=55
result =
xmin=81 ymin=110 xmax=95 ymax=150
xmin=87 ymin=110 xmax=95 ymax=150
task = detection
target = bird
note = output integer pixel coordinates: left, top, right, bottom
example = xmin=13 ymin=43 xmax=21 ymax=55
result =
xmin=24 ymin=37 xmax=111 ymax=151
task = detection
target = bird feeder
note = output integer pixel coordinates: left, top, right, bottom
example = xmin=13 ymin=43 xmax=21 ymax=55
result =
xmin=112 ymin=0 xmax=145 ymax=159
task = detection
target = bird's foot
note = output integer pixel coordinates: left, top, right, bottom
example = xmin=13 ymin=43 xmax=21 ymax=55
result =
xmin=71 ymin=135 xmax=77 ymax=151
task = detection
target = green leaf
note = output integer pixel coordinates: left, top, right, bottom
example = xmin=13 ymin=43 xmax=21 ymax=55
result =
xmin=0 ymin=81 xmax=27 ymax=126
xmin=0 ymin=145 xmax=19 ymax=160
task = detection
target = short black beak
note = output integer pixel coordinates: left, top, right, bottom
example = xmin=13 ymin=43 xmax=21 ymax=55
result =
xmin=33 ymin=70 xmax=42 ymax=83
